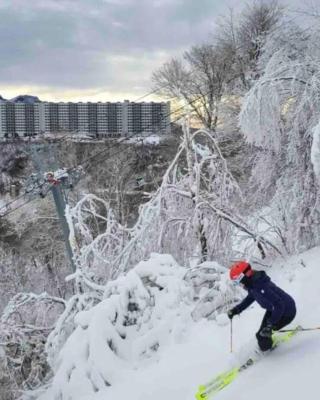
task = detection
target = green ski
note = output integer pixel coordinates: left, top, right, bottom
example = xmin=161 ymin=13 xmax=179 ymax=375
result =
xmin=195 ymin=326 xmax=302 ymax=400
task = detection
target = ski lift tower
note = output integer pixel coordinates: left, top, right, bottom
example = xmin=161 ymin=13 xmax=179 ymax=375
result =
xmin=26 ymin=139 xmax=82 ymax=272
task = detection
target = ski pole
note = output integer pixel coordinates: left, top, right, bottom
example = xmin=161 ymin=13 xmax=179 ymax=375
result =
xmin=279 ymin=326 xmax=320 ymax=333
xmin=230 ymin=319 xmax=233 ymax=353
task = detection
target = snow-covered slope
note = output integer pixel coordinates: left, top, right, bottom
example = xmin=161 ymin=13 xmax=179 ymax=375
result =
xmin=211 ymin=247 xmax=320 ymax=400
xmin=38 ymin=247 xmax=320 ymax=400
xmin=93 ymin=247 xmax=320 ymax=400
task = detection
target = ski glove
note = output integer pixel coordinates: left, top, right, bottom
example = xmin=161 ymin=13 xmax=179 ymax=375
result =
xmin=227 ymin=308 xmax=239 ymax=320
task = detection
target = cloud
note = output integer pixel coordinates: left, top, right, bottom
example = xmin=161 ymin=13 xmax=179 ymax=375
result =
xmin=0 ymin=0 xmax=296 ymax=101
xmin=1 ymin=0 xmax=193 ymax=98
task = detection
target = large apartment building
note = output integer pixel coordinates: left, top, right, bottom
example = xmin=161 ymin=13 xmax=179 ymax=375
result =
xmin=0 ymin=96 xmax=171 ymax=138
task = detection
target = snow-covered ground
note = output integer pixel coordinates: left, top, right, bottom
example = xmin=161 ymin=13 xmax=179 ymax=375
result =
xmin=39 ymin=247 xmax=320 ymax=400
xmin=124 ymin=134 xmax=161 ymax=145
xmin=96 ymin=248 xmax=320 ymax=400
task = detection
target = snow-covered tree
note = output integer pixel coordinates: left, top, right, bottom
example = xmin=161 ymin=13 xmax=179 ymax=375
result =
xmin=240 ymin=23 xmax=320 ymax=251
xmin=0 ymin=292 xmax=66 ymax=396
xmin=66 ymin=118 xmax=282 ymax=296
xmin=215 ymin=1 xmax=283 ymax=93
xmin=152 ymin=2 xmax=283 ymax=131
xmin=152 ymin=44 xmax=234 ymax=131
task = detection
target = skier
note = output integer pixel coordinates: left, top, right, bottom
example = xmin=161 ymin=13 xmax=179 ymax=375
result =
xmin=227 ymin=261 xmax=296 ymax=351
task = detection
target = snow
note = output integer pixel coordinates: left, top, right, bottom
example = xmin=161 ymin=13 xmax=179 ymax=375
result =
xmin=311 ymin=121 xmax=320 ymax=179
xmin=124 ymin=134 xmax=161 ymax=145
xmin=0 ymin=198 xmax=6 ymax=211
xmin=37 ymin=246 xmax=320 ymax=400
xmin=214 ymin=249 xmax=320 ymax=400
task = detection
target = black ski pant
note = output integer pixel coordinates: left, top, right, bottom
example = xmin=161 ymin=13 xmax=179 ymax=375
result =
xmin=256 ymin=310 xmax=296 ymax=351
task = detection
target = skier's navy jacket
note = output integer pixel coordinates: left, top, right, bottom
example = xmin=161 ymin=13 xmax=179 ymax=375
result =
xmin=233 ymin=271 xmax=296 ymax=325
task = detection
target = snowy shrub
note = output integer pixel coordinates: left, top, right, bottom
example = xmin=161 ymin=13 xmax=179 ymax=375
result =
xmin=35 ymin=254 xmax=197 ymax=400
xmin=0 ymin=293 xmax=66 ymax=394
xmin=186 ymin=261 xmax=243 ymax=321
xmin=66 ymin=194 xmax=128 ymax=282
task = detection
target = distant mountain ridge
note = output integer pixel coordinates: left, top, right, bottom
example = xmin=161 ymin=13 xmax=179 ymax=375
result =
xmin=0 ymin=95 xmax=41 ymax=103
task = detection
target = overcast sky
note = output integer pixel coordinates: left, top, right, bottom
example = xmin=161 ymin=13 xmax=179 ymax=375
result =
xmin=0 ymin=0 xmax=311 ymax=102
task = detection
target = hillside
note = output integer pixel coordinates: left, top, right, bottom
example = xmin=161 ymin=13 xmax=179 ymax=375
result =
xmin=37 ymin=248 xmax=320 ymax=400
xmin=0 ymin=135 xmax=181 ymax=311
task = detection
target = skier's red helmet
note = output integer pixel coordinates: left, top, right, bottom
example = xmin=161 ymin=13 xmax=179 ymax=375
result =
xmin=229 ymin=261 xmax=253 ymax=282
